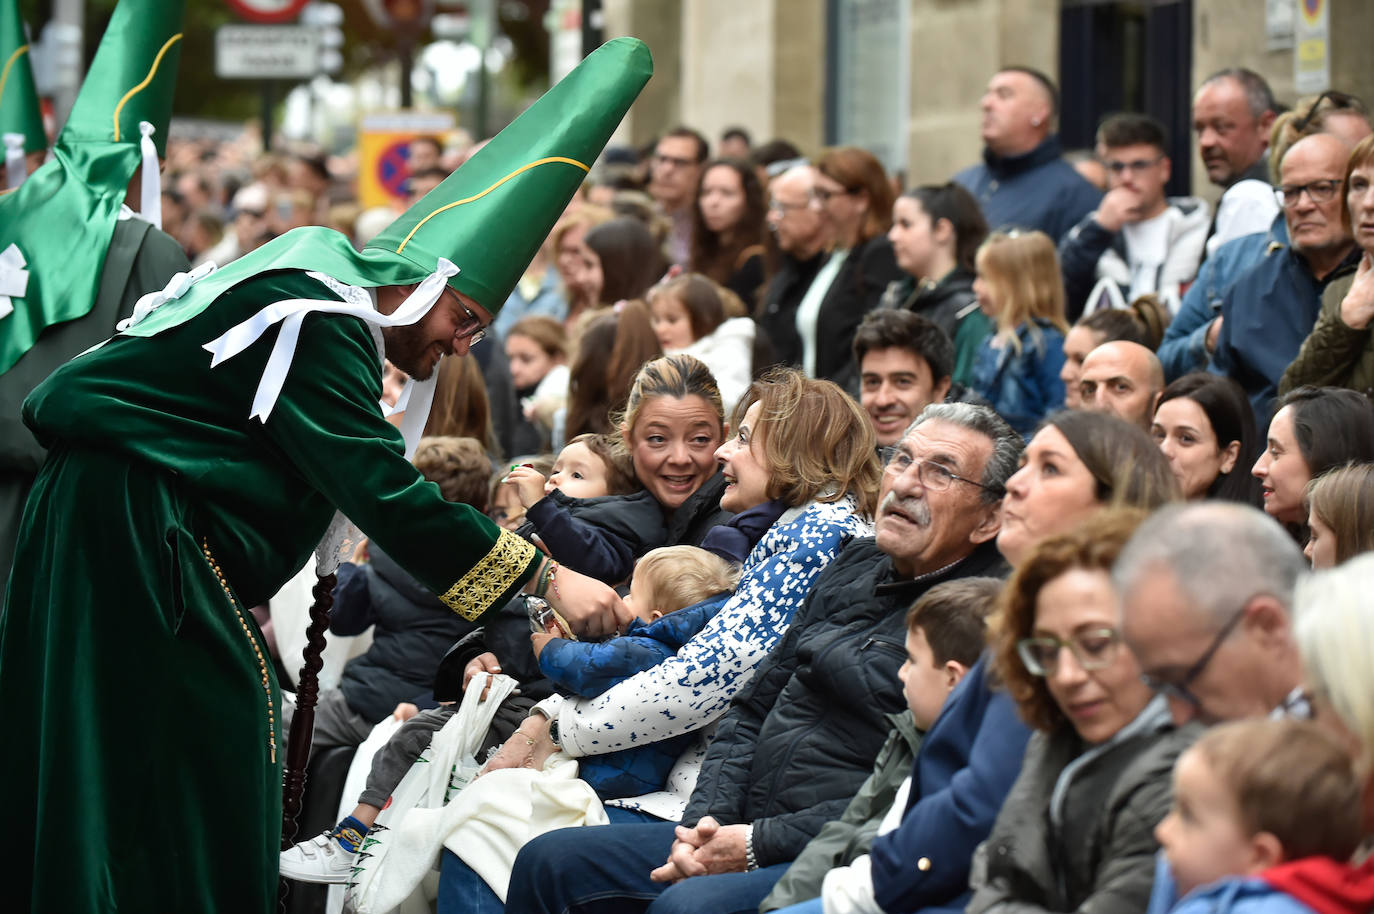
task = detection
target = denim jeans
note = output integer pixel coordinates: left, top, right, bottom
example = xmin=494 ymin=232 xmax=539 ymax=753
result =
xmin=503 ymin=818 xmax=789 ymax=913
xmin=435 ymin=806 xmax=662 ymax=914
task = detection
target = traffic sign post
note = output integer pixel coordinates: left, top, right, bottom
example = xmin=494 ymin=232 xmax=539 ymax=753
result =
xmin=215 ymin=25 xmax=320 ymax=80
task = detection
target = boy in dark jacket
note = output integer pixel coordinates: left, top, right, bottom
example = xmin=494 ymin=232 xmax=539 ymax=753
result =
xmin=503 ymin=433 xmax=666 ymax=585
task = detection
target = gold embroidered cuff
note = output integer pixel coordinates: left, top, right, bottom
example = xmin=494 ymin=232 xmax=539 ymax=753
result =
xmin=440 ymin=529 xmax=537 ymax=621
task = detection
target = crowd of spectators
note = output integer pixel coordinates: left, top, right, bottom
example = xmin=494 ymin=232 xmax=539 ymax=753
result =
xmin=155 ymin=63 xmax=1374 ymax=914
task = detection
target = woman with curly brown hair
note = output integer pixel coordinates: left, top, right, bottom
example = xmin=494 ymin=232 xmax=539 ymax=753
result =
xmin=971 ymin=509 xmax=1199 ymax=914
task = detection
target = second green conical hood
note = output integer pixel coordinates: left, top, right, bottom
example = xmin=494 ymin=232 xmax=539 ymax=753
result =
xmin=366 ymin=36 xmax=654 ymax=314
xmin=60 ymin=0 xmax=183 ymax=158
xmin=1 ymin=0 xmax=44 ymax=155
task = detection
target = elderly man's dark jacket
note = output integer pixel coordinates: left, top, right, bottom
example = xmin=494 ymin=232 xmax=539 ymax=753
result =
xmin=681 ymin=536 xmax=1006 ymax=866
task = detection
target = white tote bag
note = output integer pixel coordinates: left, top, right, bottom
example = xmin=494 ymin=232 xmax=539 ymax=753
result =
xmin=345 ymin=672 xmax=518 ymax=914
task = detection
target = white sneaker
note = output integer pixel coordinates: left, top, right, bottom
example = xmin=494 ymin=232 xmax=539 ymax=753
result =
xmin=279 ymin=830 xmax=357 ymax=884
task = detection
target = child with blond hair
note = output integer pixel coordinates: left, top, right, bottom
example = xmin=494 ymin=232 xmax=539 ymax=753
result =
xmin=968 ymin=230 xmax=1069 ymax=436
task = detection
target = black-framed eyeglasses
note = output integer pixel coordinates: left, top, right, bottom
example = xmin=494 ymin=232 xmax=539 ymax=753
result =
xmin=455 ymin=302 xmax=486 ymax=346
xmin=653 ymin=152 xmax=697 ymax=169
xmin=813 ymin=186 xmax=859 ymax=203
xmin=1017 ymin=627 xmax=1123 ymax=677
xmin=1274 ymin=179 xmax=1342 ymax=209
xmin=768 ymin=196 xmax=813 ymax=213
xmin=1104 ymin=156 xmax=1164 ymax=174
xmin=883 ymin=450 xmax=1005 ymax=496
xmin=1139 ymin=604 xmax=1247 ymax=707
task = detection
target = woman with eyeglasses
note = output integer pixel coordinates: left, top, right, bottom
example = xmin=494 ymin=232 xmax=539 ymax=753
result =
xmin=968 ymin=509 xmax=1200 ymax=914
xmin=1283 ymin=134 xmax=1374 ymax=397
xmin=799 ymin=147 xmax=903 ymax=387
xmin=998 ymin=409 xmax=1181 ymax=566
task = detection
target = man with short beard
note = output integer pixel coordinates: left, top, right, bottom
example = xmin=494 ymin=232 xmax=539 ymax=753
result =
xmin=0 ymin=39 xmax=648 ymax=912
xmin=508 ymin=403 xmax=1022 ymax=913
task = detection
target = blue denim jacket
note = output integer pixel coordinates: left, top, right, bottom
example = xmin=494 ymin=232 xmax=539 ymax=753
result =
xmin=970 ymin=319 xmax=1066 ymax=438
xmin=1157 ymin=218 xmax=1285 ymax=382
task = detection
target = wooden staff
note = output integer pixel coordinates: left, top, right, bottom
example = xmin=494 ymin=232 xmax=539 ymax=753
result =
xmin=280 ymin=571 xmax=337 ymax=849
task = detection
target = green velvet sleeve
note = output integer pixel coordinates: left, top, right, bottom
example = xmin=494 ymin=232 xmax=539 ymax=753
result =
xmin=259 ymin=311 xmax=537 ymax=620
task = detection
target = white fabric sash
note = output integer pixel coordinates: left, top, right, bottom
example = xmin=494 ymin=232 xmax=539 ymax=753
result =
xmin=201 ymin=259 xmax=458 ymax=459
xmin=138 ymin=121 xmax=161 ymax=230
xmin=0 ymin=242 xmax=28 ymax=320
xmin=4 ymin=133 xmax=25 ymax=191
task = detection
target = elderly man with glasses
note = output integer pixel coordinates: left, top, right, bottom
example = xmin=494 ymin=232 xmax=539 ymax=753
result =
xmin=757 ymin=164 xmax=835 ymax=371
xmin=507 ymin=403 xmax=1026 ymax=914
xmin=1114 ymin=501 xmax=1310 ymax=725
xmin=1210 ymin=132 xmax=1361 ymax=427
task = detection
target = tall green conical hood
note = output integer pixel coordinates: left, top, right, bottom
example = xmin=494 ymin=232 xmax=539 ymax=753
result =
xmin=366 ymin=36 xmax=654 ymax=314
xmin=1 ymin=0 xmax=44 ymax=155
xmin=60 ymin=0 xmax=183 ymax=158
xmin=0 ymin=0 xmax=185 ymax=376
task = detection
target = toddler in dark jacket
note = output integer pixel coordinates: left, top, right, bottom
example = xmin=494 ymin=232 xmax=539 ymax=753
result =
xmin=504 ymin=433 xmax=666 ymax=585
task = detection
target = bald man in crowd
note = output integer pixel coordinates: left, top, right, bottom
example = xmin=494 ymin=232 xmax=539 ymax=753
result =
xmin=1076 ymin=340 xmax=1164 ymax=430
xmin=953 ymin=67 xmax=1101 ymax=242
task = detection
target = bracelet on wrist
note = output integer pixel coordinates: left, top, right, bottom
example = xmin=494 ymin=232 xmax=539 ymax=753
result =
xmin=744 ymin=824 xmax=759 ymax=871
xmin=533 ymin=559 xmax=554 ymax=599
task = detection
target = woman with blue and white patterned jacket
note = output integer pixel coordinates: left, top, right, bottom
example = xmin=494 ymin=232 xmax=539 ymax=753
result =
xmin=432 ymin=368 xmax=882 ymax=912
xmin=532 ymin=368 xmax=881 ymax=819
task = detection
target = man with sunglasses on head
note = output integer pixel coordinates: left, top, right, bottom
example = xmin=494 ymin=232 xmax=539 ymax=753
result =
xmin=1058 ymin=113 xmax=1209 ymax=321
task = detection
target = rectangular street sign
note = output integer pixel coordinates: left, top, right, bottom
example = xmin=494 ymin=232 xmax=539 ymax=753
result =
xmin=215 ymin=25 xmax=319 ymax=79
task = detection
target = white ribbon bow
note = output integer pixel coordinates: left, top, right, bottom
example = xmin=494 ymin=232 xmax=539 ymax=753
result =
xmin=202 ymin=259 xmax=459 ymax=459
xmin=4 ymin=133 xmax=25 ymax=191
xmin=0 ymin=243 xmax=30 ymax=321
xmin=138 ymin=121 xmax=162 ymax=230
xmin=116 ymin=260 xmax=219 ymax=332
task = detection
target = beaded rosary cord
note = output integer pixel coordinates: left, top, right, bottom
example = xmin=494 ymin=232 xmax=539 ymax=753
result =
xmin=202 ymin=539 xmax=277 ymax=763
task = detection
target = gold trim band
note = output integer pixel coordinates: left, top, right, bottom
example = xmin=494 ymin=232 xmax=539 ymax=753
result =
xmin=439 ymin=529 xmax=537 ymax=621
xmin=395 ymin=156 xmax=590 ymax=254
xmin=112 ymin=33 xmax=183 ymax=141
xmin=0 ymin=45 xmax=29 ymax=110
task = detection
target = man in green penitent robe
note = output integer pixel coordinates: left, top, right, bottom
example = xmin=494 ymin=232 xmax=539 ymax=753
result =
xmin=0 ymin=35 xmax=652 ymax=913
xmin=0 ymin=0 xmax=188 ymax=585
